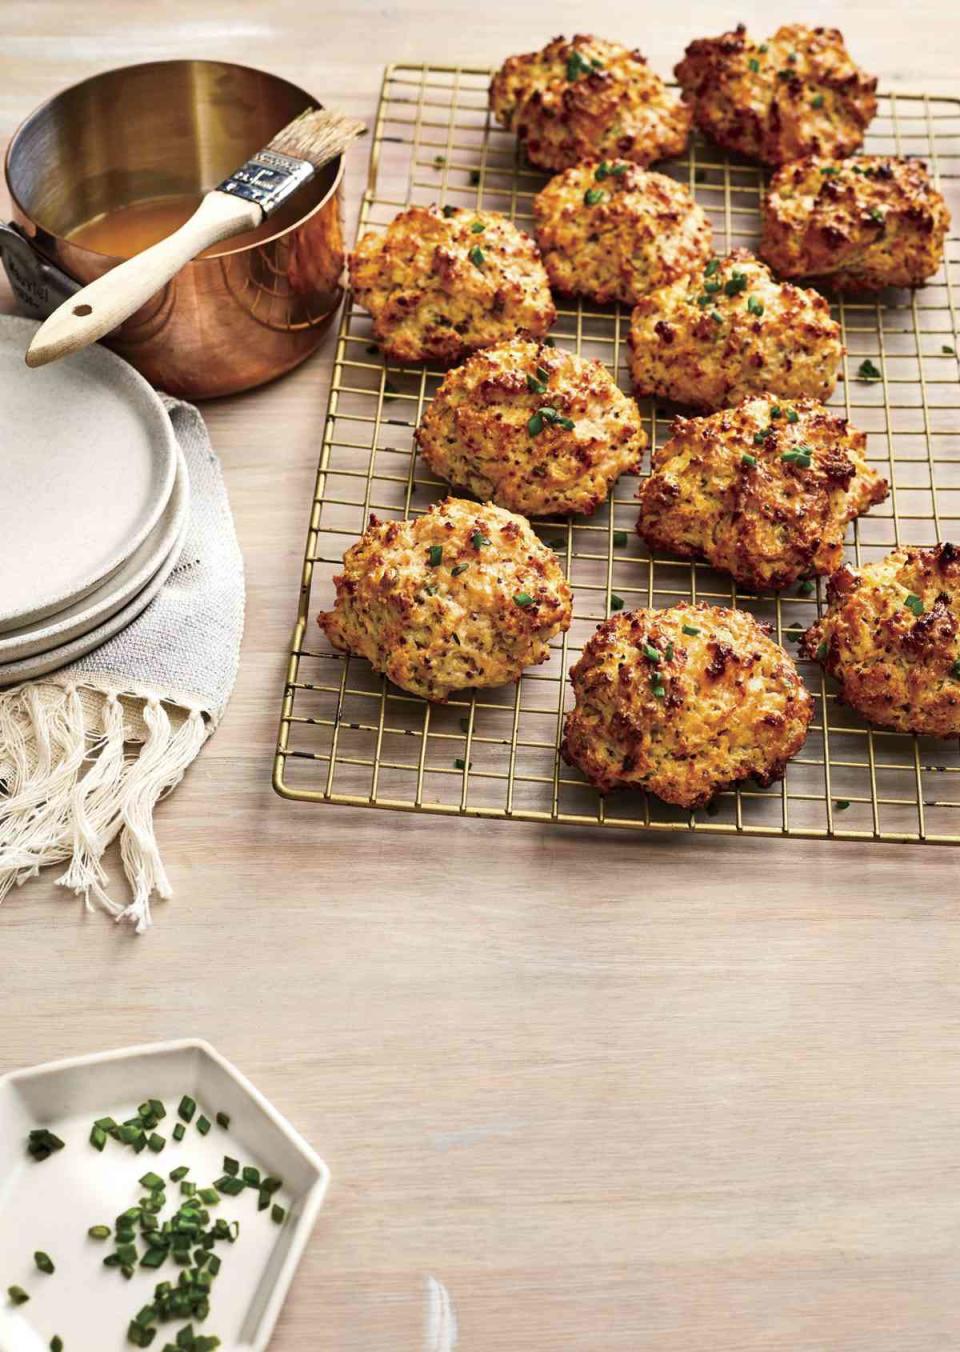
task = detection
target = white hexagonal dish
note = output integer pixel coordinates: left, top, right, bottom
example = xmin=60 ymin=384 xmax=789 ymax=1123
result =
xmin=0 ymin=1040 xmax=330 ymax=1352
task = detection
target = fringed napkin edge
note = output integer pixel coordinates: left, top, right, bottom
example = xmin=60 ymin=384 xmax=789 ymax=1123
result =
xmin=0 ymin=678 xmax=216 ymax=933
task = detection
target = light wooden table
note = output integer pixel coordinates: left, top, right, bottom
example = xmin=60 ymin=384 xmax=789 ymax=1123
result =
xmin=2 ymin=3 xmax=959 ymax=1348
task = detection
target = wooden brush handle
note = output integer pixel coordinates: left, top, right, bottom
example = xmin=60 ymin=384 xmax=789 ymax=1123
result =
xmin=25 ymin=191 xmax=263 ymax=369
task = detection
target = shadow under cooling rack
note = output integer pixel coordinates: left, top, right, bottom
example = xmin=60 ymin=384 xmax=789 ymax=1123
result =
xmin=274 ymin=63 xmax=960 ymax=845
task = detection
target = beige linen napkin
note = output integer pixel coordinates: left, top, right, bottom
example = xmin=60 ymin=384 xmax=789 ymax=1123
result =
xmin=0 ymin=398 xmax=244 ymax=932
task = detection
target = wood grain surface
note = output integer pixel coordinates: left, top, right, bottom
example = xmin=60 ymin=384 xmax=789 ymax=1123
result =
xmin=1 ymin=3 xmax=959 ymax=1348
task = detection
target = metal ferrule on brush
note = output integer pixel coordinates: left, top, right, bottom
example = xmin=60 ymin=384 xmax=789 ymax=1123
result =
xmin=218 ymin=149 xmax=316 ymax=216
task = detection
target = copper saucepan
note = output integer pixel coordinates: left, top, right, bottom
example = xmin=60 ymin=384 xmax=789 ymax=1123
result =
xmin=1 ymin=60 xmax=345 ymax=399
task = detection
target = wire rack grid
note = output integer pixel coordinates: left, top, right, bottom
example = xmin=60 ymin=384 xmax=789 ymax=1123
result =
xmin=274 ymin=62 xmax=960 ymax=844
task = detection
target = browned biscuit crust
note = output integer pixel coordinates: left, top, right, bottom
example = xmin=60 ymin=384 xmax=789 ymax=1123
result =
xmin=637 ymin=396 xmax=888 ymax=591
xmin=533 ymin=159 xmax=713 ymax=305
xmin=628 ymin=250 xmax=844 ymax=411
xmin=350 ymin=206 xmax=555 ymax=365
xmin=563 ymin=603 xmax=813 ymax=807
xmin=761 ymin=155 xmax=950 ymax=291
xmin=490 ymin=34 xmax=691 ymax=172
xmin=318 ymin=498 xmax=572 ymax=702
xmin=415 ymin=339 xmax=646 ymax=518
xmin=675 ymin=23 xmax=877 ymax=166
xmin=802 ymin=543 xmax=960 ymax=737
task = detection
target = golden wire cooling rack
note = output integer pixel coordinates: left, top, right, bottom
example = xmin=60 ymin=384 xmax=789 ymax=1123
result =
xmin=274 ymin=62 xmax=960 ymax=844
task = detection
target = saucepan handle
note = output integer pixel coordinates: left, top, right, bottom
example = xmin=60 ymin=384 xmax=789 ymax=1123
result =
xmin=0 ymin=221 xmax=80 ymax=318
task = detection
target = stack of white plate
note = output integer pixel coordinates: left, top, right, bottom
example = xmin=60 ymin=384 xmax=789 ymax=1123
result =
xmin=0 ymin=315 xmax=189 ymax=685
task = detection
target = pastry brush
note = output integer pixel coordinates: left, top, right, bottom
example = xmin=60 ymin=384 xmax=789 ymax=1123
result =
xmin=25 ymin=106 xmax=365 ymax=369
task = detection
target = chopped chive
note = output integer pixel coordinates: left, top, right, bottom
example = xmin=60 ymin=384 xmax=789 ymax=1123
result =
xmin=471 ymin=531 xmax=490 ymax=549
xmin=147 ymin=1134 xmax=165 ymax=1154
xmin=651 ymin=683 xmax=666 ymax=699
xmin=467 ymin=244 xmax=485 ymax=268
xmin=469 ymin=220 xmax=485 ymax=233
xmin=769 ymin=405 xmax=782 ymax=419
xmin=747 ymin=295 xmax=764 ymax=316
xmin=214 ymin=1112 xmax=230 ymax=1130
xmin=748 ymin=57 xmax=760 ymax=72
xmin=797 ymin=580 xmax=815 ymax=596
xmin=904 ymin=592 xmax=924 ymax=616
xmin=513 ymin=592 xmax=534 ymax=607
xmin=741 ymin=453 xmax=757 ymax=466
xmin=811 ymin=94 xmax=825 ymax=108
xmin=169 ymin=1166 xmax=189 ymax=1182
xmin=271 ymin=1205 xmax=286 ymax=1225
xmin=27 ymin=1128 xmax=65 ymax=1161
xmin=441 ymin=204 xmax=456 ymax=218
xmin=526 ymin=373 xmax=547 ymax=394
xmin=222 ymin=1157 xmax=239 ymax=1176
xmin=857 ymin=358 xmax=882 ymax=381
xmin=51 ymin=1339 xmax=63 ymax=1352
xmin=140 ymin=1172 xmax=164 ymax=1191
xmin=242 ymin=1166 xmax=261 ymax=1186
xmin=215 ymin=1176 xmax=244 ymax=1196
xmin=135 ymin=1305 xmax=157 ymax=1327
xmin=91 ymin=1125 xmax=107 ymax=1151
xmin=583 ymin=187 xmax=605 ymax=206
xmin=432 ymin=155 xmax=446 ymax=167
xmin=711 ymin=311 xmax=723 ymax=325
xmin=816 ymin=641 xmax=829 ymax=661
xmin=451 ymin=562 xmax=469 ymax=576
xmin=95 ymin=1117 xmax=116 ymax=1131
xmin=198 ymin=1188 xmax=220 ymax=1205
xmin=704 ymin=258 xmax=720 ymax=277
xmin=527 ymin=412 xmax=544 ymax=435
xmin=177 ymin=1097 xmax=196 ymax=1124
xmin=682 ymin=624 xmax=701 ymax=637
xmin=610 ymin=594 xmax=624 ymax=612
xmin=127 ymin=1321 xmax=156 ymax=1347
xmin=868 ymin=206 xmax=885 ymax=223
xmin=172 ymin=1123 xmax=185 ymax=1143
xmin=89 ymin=1225 xmax=111 ymax=1240
xmin=723 ymin=271 xmax=748 ymax=297
xmin=613 ymin=531 xmax=628 ymax=547
xmin=943 ymin=345 xmax=956 ymax=356
xmin=753 ymin=428 xmax=771 ymax=445
xmin=8 ymin=1286 xmax=29 ymax=1305
xmin=34 ymin=1252 xmax=54 ymax=1275
xmin=664 ymin=642 xmax=675 ymax=661
xmin=148 ymin=1100 xmax=166 ymax=1120
xmin=642 ymin=644 xmax=661 ymax=663
xmin=786 ymin=409 xmax=799 ymax=424
xmin=835 ymin=800 xmax=851 ymax=810
xmin=208 ymin=1255 xmax=222 ymax=1277
xmin=427 ymin=544 xmax=443 ymax=567
xmin=951 ymin=659 xmax=960 ymax=680
xmin=261 ymin=1175 xmax=283 ymax=1195
xmin=180 ymin=1182 xmax=196 ymax=1197
xmin=781 ymin=449 xmax=812 ymax=468
xmin=195 ymin=1117 xmax=211 ymax=1137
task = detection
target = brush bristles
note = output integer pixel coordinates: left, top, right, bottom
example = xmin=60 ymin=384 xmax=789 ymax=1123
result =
xmin=266 ymin=106 xmax=366 ymax=169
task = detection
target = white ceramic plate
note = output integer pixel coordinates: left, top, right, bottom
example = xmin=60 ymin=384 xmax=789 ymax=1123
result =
xmin=0 ymin=1040 xmax=330 ymax=1352
xmin=0 ymin=448 xmax=190 ymax=664
xmin=0 ymin=314 xmax=178 ymax=634
xmin=0 ymin=511 xmax=187 ymax=687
